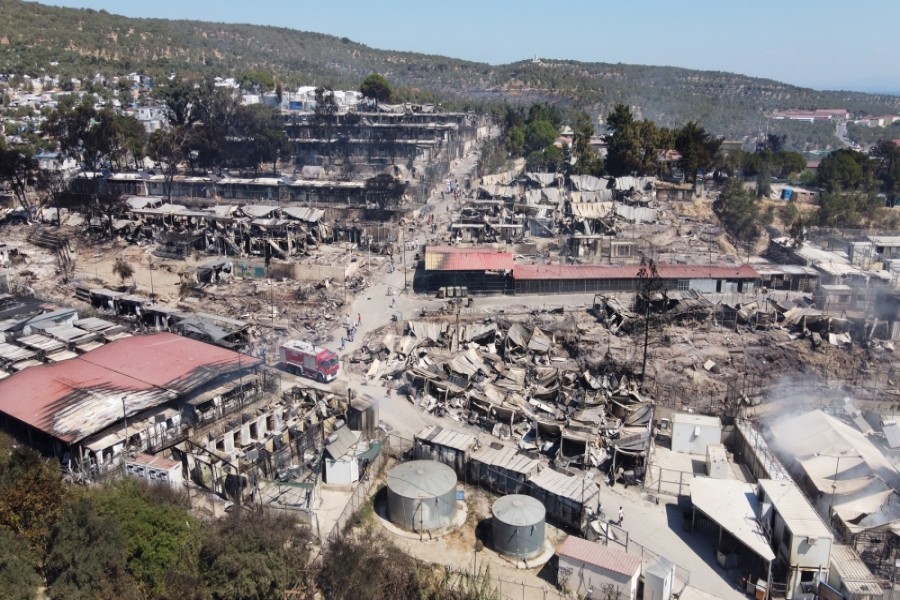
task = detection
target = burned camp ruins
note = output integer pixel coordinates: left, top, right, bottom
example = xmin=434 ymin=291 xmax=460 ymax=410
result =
xmin=4 ymin=79 xmax=900 ymax=600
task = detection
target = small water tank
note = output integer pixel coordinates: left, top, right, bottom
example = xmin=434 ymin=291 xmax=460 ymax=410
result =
xmin=387 ymin=460 xmax=458 ymax=532
xmin=491 ymin=494 xmax=546 ymax=559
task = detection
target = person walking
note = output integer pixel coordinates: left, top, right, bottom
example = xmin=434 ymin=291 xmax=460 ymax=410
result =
xmin=618 ymin=506 xmax=624 ymax=526
xmin=357 ymin=313 xmax=362 ymax=326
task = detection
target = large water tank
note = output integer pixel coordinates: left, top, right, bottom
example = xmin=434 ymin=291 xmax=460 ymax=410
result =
xmin=492 ymin=494 xmax=546 ymax=559
xmin=387 ymin=460 xmax=458 ymax=531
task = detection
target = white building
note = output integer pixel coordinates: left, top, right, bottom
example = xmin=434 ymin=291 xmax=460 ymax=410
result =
xmin=758 ymin=479 xmax=833 ymax=599
xmin=323 ymin=424 xmax=361 ymax=486
xmin=124 ymin=453 xmax=183 ymax=488
xmin=557 ymin=536 xmax=641 ymax=599
xmin=670 ymin=412 xmax=721 ymax=455
xmin=706 ymin=443 xmax=730 ymax=479
xmin=642 ymin=555 xmax=675 ymax=600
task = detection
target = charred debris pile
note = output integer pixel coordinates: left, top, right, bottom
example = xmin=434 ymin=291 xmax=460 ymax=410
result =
xmin=350 ymin=309 xmax=653 ymax=474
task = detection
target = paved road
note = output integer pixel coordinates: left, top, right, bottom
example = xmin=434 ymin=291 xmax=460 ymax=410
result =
xmin=279 ymin=148 xmax=755 ymax=599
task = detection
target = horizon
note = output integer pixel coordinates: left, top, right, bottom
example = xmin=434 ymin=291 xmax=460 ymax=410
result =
xmin=34 ymin=0 xmax=900 ymax=95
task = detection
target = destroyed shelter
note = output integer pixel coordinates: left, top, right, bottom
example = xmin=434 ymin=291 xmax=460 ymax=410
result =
xmin=0 ymin=332 xmax=261 ymax=477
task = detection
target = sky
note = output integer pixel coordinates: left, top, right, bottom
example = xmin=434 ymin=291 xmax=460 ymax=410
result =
xmin=40 ymin=0 xmax=900 ymax=93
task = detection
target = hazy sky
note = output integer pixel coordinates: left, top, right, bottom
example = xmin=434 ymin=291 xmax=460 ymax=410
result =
xmin=40 ymin=0 xmax=900 ymax=93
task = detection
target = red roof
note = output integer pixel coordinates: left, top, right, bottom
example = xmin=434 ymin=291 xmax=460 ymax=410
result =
xmin=513 ymin=263 xmax=758 ymax=281
xmin=425 ymin=246 xmax=514 ymax=272
xmin=557 ymin=536 xmax=641 ymax=576
xmin=0 ymin=333 xmax=260 ymax=443
xmin=80 ymin=332 xmax=257 ymax=394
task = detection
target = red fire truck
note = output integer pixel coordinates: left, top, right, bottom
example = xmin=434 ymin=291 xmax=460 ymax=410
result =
xmin=279 ymin=340 xmax=340 ymax=382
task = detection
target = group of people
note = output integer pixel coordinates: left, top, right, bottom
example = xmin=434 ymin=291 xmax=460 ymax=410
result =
xmin=339 ymin=314 xmax=362 ymax=350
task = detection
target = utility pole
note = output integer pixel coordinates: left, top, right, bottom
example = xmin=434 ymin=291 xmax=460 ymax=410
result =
xmin=122 ymin=397 xmax=129 ymax=461
xmin=402 ymin=231 xmax=408 ymax=293
xmin=148 ymin=259 xmax=155 ymax=299
xmin=637 ymin=257 xmax=661 ymax=382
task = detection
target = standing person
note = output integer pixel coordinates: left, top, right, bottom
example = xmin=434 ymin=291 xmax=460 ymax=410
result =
xmin=357 ymin=313 xmax=362 ymax=326
xmin=618 ymin=506 xmax=624 ymax=526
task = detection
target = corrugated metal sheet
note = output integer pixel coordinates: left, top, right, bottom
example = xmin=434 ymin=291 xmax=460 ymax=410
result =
xmin=326 ymin=425 xmax=360 ymax=460
xmin=529 ymin=468 xmax=599 ymax=503
xmin=17 ymin=334 xmax=65 ymax=353
xmin=0 ymin=342 xmax=36 ymax=362
xmin=758 ymin=479 xmax=831 ymax=540
xmin=281 ymin=206 xmax=324 ymax=223
xmin=0 ymin=333 xmax=261 ymax=443
xmin=469 ymin=445 xmax=539 ymax=476
xmin=425 ymin=246 xmax=514 ymax=272
xmin=416 ymin=425 xmax=476 ymax=452
xmin=883 ymin=421 xmax=900 ymax=449
xmin=239 ymin=204 xmax=280 ymax=218
xmin=829 ymin=544 xmax=883 ymax=596
xmin=557 ymin=536 xmax=641 ymax=576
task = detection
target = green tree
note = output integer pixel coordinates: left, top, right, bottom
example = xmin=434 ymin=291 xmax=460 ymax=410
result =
xmin=525 ymin=144 xmax=563 ymax=172
xmin=0 ymin=143 xmax=40 ymax=214
xmin=817 ymin=149 xmax=873 ymax=192
xmin=314 ymin=86 xmax=339 ymax=123
xmin=526 ymin=103 xmax=563 ymax=129
xmin=237 ymin=70 xmax=275 ymax=92
xmin=674 ymin=121 xmax=721 ymax=183
xmin=45 ymin=496 xmax=143 ymax=600
xmin=815 ymin=190 xmax=883 ymax=227
xmin=571 ymin=110 xmax=604 ymax=176
xmin=604 ymin=104 xmax=637 ymax=176
xmin=200 ymin=510 xmax=311 ymax=600
xmin=0 ymin=529 xmax=42 ymax=600
xmin=318 ymin=528 xmax=420 ymax=600
xmin=149 ymin=125 xmax=189 ymax=202
xmin=523 ymin=120 xmax=558 ymax=155
xmin=505 ymin=125 xmax=525 ymax=156
xmin=359 ymin=73 xmax=393 ymax=104
xmin=96 ymin=479 xmax=204 ymax=597
xmin=154 ymin=78 xmax=199 ymax=126
xmin=0 ymin=438 xmax=66 ymax=553
xmin=774 ymin=151 xmax=807 ymax=179
xmin=716 ymin=178 xmax=760 ymax=246
xmin=115 ymin=114 xmax=148 ymax=171
xmin=872 ymin=139 xmax=900 ymax=201
xmin=232 ymin=104 xmax=290 ymax=174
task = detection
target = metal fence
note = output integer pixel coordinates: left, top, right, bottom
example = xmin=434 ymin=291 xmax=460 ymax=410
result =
xmin=627 ymin=537 xmax=692 ymax=597
xmin=644 ymin=465 xmax=692 ymax=498
xmin=321 ymin=432 xmax=410 ymax=548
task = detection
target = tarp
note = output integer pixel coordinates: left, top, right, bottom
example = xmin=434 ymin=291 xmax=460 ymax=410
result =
xmin=570 ymin=175 xmax=611 ymax=192
xmin=570 ymin=202 xmax=615 ymax=219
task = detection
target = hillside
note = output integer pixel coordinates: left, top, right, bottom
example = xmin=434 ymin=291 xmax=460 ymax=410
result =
xmin=2 ymin=0 xmax=899 ymax=144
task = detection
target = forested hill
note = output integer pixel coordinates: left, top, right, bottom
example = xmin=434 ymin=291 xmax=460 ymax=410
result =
xmin=2 ymin=0 xmax=899 ymax=139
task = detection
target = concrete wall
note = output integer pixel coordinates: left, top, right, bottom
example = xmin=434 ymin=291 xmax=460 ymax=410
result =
xmin=235 ymin=259 xmax=356 ymax=282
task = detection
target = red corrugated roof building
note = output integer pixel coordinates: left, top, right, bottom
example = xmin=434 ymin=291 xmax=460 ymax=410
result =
xmin=557 ymin=536 xmax=641 ymax=598
xmin=513 ymin=263 xmax=758 ymax=281
xmin=425 ymin=246 xmax=514 ymax=272
xmin=0 ymin=332 xmax=260 ymax=444
xmin=558 ymin=536 xmax=642 ymax=576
